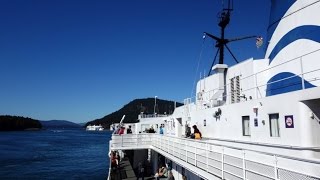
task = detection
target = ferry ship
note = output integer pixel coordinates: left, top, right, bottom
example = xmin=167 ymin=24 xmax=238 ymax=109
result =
xmin=109 ymin=0 xmax=320 ymax=179
xmin=86 ymin=124 xmax=104 ymax=131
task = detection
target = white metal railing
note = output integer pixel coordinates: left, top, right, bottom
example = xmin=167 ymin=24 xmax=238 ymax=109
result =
xmin=110 ymin=134 xmax=320 ymax=180
xmin=111 ymin=134 xmax=153 ymax=149
xmin=185 ymin=48 xmax=320 ymax=109
xmin=139 ymin=114 xmax=169 ymax=119
xmin=107 ymin=142 xmax=112 ymax=180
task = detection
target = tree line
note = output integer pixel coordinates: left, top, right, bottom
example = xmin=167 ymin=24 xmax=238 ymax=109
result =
xmin=0 ymin=115 xmax=42 ymax=131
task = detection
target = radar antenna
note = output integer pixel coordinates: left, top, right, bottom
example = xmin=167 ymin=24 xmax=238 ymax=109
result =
xmin=204 ymin=0 xmax=258 ymax=76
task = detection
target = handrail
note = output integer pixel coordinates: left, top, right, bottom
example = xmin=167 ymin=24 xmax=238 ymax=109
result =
xmin=155 ymin=135 xmax=320 ymax=164
xmin=207 ymin=137 xmax=320 ymax=150
xmin=110 ymin=134 xmax=320 ymax=179
xmin=107 ymin=141 xmax=112 ymax=180
xmin=140 ymin=114 xmax=169 ymax=119
xmin=111 ymin=134 xmax=320 ymax=162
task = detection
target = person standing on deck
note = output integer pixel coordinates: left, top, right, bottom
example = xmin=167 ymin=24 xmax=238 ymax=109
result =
xmin=159 ymin=124 xmax=164 ymax=135
xmin=127 ymin=125 xmax=132 ymax=134
xmin=118 ymin=126 xmax=125 ymax=135
xmin=185 ymin=123 xmax=191 ymax=137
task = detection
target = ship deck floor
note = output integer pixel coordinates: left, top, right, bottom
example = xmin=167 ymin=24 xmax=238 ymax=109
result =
xmin=110 ymin=157 xmax=136 ymax=180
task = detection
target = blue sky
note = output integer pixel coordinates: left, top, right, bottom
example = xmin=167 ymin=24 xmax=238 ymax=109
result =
xmin=0 ymin=0 xmax=270 ymax=123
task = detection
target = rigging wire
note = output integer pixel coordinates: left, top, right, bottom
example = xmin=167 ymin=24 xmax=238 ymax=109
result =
xmin=191 ymin=36 xmax=207 ymax=98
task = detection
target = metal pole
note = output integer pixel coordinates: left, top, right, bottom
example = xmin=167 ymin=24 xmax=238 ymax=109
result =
xmin=154 ymin=96 xmax=157 ymax=115
xmin=206 ymin=143 xmax=209 ymax=172
xmin=222 ymin=148 xmax=225 ymax=179
xmin=274 ymin=155 xmax=278 ymax=180
xmin=243 ymin=150 xmax=246 ymax=179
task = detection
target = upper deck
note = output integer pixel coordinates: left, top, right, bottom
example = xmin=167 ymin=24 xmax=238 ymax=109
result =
xmin=110 ymin=133 xmax=320 ymax=180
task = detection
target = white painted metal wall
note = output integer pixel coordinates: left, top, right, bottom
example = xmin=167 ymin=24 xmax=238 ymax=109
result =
xmin=265 ymin=0 xmax=320 ymax=88
xmin=170 ymin=48 xmax=320 ymax=159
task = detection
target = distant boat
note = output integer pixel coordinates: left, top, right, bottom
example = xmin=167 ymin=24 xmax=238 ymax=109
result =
xmin=86 ymin=124 xmax=104 ymax=131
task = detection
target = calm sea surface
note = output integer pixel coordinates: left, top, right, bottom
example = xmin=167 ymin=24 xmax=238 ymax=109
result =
xmin=0 ymin=129 xmax=111 ymax=179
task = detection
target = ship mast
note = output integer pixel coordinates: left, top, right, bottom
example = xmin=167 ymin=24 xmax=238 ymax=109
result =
xmin=205 ymin=0 xmax=257 ymax=76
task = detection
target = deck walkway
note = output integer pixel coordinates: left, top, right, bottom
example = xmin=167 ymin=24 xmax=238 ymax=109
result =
xmin=110 ymin=134 xmax=320 ymax=179
xmin=110 ymin=157 xmax=136 ymax=180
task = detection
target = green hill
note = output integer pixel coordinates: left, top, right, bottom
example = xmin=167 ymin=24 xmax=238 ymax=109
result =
xmin=0 ymin=115 xmax=42 ymax=131
xmin=86 ymin=98 xmax=183 ymax=128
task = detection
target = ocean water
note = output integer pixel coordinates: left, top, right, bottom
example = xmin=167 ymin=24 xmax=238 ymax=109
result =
xmin=0 ymin=129 xmax=111 ymax=179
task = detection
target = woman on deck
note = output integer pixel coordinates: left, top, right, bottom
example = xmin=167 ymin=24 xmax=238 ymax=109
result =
xmin=191 ymin=125 xmax=202 ymax=139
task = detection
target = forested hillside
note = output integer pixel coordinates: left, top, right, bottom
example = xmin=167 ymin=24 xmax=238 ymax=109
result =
xmin=86 ymin=98 xmax=182 ymax=128
xmin=0 ymin=115 xmax=42 ymax=131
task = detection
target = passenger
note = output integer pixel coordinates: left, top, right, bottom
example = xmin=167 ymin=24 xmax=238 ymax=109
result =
xmin=149 ymin=126 xmax=155 ymax=133
xmin=137 ymin=162 xmax=144 ymax=179
xmin=116 ymin=151 xmax=120 ymax=167
xmin=167 ymin=171 xmax=175 ymax=180
xmin=111 ymin=151 xmax=118 ymax=171
xmin=185 ymin=123 xmax=191 ymax=137
xmin=166 ymin=161 xmax=172 ymax=171
xmin=154 ymin=165 xmax=167 ymax=179
xmin=159 ymin=124 xmax=164 ymax=135
xmin=191 ymin=125 xmax=202 ymax=139
xmin=113 ymin=125 xmax=120 ymax=134
xmin=127 ymin=125 xmax=132 ymax=134
xmin=118 ymin=126 xmax=125 ymax=135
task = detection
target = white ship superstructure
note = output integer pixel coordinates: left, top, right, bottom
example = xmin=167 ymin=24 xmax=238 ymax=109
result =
xmin=109 ymin=1 xmax=320 ymax=179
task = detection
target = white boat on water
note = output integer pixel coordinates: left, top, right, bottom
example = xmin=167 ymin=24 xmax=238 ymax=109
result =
xmin=86 ymin=124 xmax=104 ymax=131
xmin=109 ymin=0 xmax=320 ymax=179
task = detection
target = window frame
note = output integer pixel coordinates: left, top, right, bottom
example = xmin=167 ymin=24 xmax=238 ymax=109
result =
xmin=269 ymin=113 xmax=280 ymax=137
xmin=242 ymin=115 xmax=251 ymax=136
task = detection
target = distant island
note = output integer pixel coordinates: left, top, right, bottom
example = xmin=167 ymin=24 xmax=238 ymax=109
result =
xmin=86 ymin=98 xmax=183 ymax=129
xmin=1 ymin=98 xmax=182 ymax=131
xmin=0 ymin=115 xmax=42 ymax=131
xmin=40 ymin=120 xmax=82 ymax=129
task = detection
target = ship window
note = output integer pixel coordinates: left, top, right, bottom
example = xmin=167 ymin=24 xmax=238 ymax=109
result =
xmin=269 ymin=113 xmax=280 ymax=137
xmin=242 ymin=116 xmax=250 ymax=136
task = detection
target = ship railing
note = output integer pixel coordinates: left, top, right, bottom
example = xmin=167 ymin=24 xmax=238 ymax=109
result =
xmin=241 ymin=48 xmax=320 ymax=99
xmin=110 ymin=134 xmax=153 ymax=149
xmin=193 ymin=48 xmax=320 ymax=109
xmin=110 ymin=134 xmax=320 ymax=179
xmin=107 ymin=142 xmax=112 ymax=180
xmin=139 ymin=114 xmax=169 ymax=119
